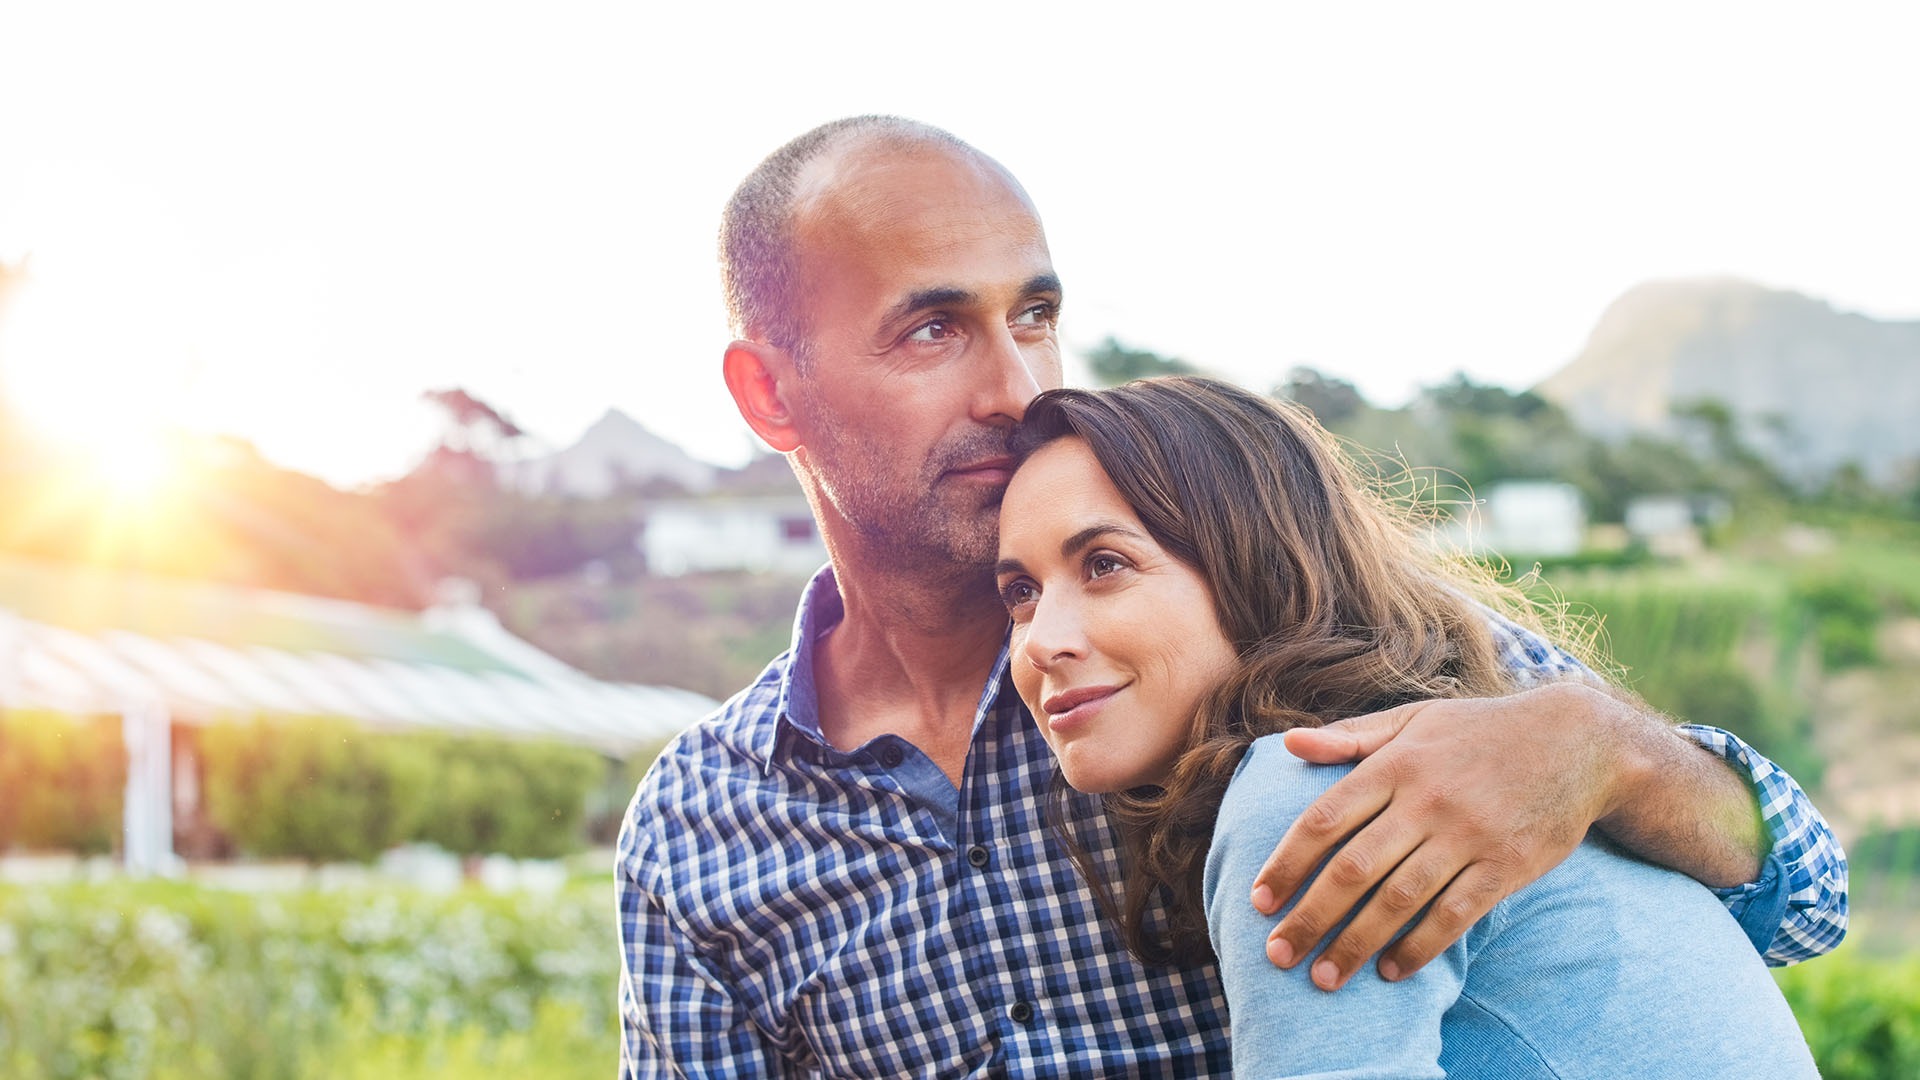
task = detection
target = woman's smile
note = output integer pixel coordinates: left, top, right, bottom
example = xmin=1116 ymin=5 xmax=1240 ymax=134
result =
xmin=996 ymin=436 xmax=1238 ymax=794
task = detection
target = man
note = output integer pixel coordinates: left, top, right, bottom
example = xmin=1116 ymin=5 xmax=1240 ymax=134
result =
xmin=618 ymin=116 xmax=1845 ymax=1076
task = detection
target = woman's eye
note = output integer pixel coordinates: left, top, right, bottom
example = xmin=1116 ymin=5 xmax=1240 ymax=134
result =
xmin=1088 ymin=554 xmax=1125 ymax=579
xmin=906 ymin=319 xmax=957 ymax=342
xmin=999 ymin=579 xmax=1038 ymax=613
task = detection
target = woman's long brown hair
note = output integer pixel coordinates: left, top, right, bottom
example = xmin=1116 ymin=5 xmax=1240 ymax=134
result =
xmin=1010 ymin=376 xmax=1567 ymax=968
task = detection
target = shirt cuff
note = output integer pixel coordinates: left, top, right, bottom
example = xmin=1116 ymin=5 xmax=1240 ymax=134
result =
xmin=1706 ymin=849 xmax=1791 ymax=955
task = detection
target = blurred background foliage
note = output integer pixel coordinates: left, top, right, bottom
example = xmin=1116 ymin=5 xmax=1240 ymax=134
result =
xmin=5 ymin=342 xmax=1920 ymax=1074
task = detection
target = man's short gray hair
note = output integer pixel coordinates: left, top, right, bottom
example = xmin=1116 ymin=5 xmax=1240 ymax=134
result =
xmin=718 ymin=116 xmax=972 ymax=362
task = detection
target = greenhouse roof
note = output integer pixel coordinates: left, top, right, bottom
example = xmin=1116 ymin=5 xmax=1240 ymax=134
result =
xmin=0 ymin=555 xmax=713 ymax=754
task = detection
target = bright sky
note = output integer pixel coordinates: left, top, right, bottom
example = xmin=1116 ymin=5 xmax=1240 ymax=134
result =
xmin=2 ymin=1 xmax=1915 ymax=489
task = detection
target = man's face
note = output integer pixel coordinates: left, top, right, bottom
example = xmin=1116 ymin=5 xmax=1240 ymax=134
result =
xmin=784 ymin=144 xmax=1064 ymax=573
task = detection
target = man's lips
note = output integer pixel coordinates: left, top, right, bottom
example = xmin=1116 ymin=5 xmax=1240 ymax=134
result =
xmin=1041 ymin=685 xmax=1122 ymax=726
xmin=945 ymin=456 xmax=1016 ymax=482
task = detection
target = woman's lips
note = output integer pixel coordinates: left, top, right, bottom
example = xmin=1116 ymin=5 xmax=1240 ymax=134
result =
xmin=1041 ymin=685 xmax=1121 ymax=731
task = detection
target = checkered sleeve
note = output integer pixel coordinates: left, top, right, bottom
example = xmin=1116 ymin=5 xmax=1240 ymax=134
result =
xmin=1677 ymin=723 xmax=1849 ymax=965
xmin=617 ymin=795 xmax=789 ymax=1079
xmin=1488 ymin=614 xmax=1847 ymax=965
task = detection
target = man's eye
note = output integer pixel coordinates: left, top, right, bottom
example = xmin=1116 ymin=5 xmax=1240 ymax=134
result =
xmin=1013 ymin=303 xmax=1057 ymax=327
xmin=906 ymin=319 xmax=958 ymax=342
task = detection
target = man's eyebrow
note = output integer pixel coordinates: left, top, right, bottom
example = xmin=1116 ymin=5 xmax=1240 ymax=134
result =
xmin=881 ymin=287 xmax=976 ymax=330
xmin=879 ymin=274 xmax=1063 ymax=332
xmin=1022 ymin=273 xmax=1063 ymax=299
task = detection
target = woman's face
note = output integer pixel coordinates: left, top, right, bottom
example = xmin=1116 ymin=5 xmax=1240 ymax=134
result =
xmin=996 ymin=436 xmax=1238 ymax=793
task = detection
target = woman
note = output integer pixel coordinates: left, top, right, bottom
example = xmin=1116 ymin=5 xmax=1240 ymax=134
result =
xmin=994 ymin=376 xmax=1816 ymax=1078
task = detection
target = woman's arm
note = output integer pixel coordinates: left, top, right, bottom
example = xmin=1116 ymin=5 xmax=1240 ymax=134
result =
xmin=1249 ymin=623 xmax=1846 ymax=988
xmin=1206 ymin=739 xmax=1465 ymax=1079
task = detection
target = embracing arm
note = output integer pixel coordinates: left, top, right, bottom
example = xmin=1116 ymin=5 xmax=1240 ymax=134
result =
xmin=1250 ymin=676 xmax=1847 ymax=989
xmin=1209 ymin=746 xmax=1458 ymax=1078
xmin=617 ymin=813 xmax=791 ymax=1079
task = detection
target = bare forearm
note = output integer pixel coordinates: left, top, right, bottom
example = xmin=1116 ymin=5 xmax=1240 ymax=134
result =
xmin=1591 ymin=691 xmax=1766 ymax=889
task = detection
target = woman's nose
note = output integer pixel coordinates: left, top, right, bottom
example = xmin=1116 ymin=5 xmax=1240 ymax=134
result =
xmin=1021 ymin=592 xmax=1086 ymax=670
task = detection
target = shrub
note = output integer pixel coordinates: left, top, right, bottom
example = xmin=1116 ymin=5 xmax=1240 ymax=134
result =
xmin=0 ymin=880 xmax=617 ymax=1080
xmin=1775 ymin=953 xmax=1920 ymax=1080
xmin=407 ymin=735 xmax=606 ymax=862
xmin=1791 ymin=573 xmax=1883 ymax=670
xmin=199 ymin=717 xmax=433 ymax=863
xmin=0 ymin=710 xmax=126 ymax=854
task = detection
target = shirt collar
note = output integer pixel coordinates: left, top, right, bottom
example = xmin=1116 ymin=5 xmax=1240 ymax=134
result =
xmin=751 ymin=563 xmax=1024 ymax=773
xmin=752 ymin=562 xmax=844 ymax=772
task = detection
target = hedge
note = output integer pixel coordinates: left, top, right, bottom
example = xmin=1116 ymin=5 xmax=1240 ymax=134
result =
xmin=1 ymin=882 xmax=1914 ymax=1079
xmin=0 ymin=711 xmax=125 ymax=854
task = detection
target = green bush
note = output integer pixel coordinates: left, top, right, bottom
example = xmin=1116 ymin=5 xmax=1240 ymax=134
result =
xmin=1791 ymin=573 xmax=1883 ymax=670
xmin=0 ymin=881 xmax=617 ymax=1080
xmin=199 ymin=717 xmax=433 ymax=863
xmin=197 ymin=719 xmax=609 ymax=864
xmin=0 ymin=710 xmax=126 ymax=854
xmin=1775 ymin=953 xmax=1920 ymax=1080
xmin=409 ymin=735 xmax=605 ymax=861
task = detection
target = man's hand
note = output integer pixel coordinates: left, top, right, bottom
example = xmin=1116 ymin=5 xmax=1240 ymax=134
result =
xmin=1249 ymin=682 xmax=1629 ymax=991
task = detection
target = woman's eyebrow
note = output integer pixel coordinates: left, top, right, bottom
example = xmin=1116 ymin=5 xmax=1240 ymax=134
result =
xmin=1059 ymin=521 xmax=1146 ymax=558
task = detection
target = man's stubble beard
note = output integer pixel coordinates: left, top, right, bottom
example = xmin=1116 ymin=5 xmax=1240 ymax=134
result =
xmin=803 ymin=406 xmax=1010 ymax=579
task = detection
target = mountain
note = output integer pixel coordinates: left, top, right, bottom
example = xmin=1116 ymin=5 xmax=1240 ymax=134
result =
xmin=502 ymin=409 xmax=716 ymax=497
xmin=1535 ymin=278 xmax=1920 ymax=484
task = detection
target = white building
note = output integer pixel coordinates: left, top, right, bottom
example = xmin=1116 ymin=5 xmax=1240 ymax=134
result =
xmin=642 ymin=496 xmax=826 ymax=577
xmin=1447 ymin=481 xmax=1587 ymax=559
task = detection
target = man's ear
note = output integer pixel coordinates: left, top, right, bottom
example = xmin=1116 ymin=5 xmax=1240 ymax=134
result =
xmin=723 ymin=340 xmax=802 ymax=453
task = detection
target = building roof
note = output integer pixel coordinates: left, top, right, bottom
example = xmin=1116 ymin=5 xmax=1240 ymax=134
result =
xmin=0 ymin=555 xmax=712 ymax=755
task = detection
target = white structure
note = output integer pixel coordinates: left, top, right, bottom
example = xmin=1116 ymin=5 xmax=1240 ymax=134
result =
xmin=0 ymin=555 xmax=717 ymax=877
xmin=1449 ymin=482 xmax=1587 ymax=559
xmin=1623 ymin=494 xmax=1732 ymax=559
xmin=643 ymin=496 xmax=826 ymax=577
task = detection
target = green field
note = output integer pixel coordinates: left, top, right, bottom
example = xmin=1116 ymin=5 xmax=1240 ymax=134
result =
xmin=2 ymin=880 xmax=1916 ymax=1078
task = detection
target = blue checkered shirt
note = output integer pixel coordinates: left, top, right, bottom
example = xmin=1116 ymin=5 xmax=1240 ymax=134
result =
xmin=617 ymin=567 xmax=1847 ymax=1078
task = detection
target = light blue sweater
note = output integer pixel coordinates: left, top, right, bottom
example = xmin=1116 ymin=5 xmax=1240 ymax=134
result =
xmin=1203 ymin=735 xmax=1819 ymax=1078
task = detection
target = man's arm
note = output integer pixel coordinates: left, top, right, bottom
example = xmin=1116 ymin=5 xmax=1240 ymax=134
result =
xmin=617 ymin=810 xmax=790 ymax=1079
xmin=1248 ymin=679 xmax=1847 ymax=990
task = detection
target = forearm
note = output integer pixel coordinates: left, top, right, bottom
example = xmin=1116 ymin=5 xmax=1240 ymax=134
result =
xmin=1590 ymin=696 xmax=1766 ymax=888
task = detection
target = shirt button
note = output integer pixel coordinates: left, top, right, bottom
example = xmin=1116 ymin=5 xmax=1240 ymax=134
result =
xmin=880 ymin=745 xmax=904 ymax=768
xmin=966 ymin=844 xmax=990 ymax=869
xmin=1008 ymin=1000 xmax=1034 ymax=1024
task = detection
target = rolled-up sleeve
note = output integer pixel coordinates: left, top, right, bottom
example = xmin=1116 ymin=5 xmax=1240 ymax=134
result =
xmin=1488 ymin=614 xmax=1848 ymax=964
xmin=1678 ymin=723 xmax=1849 ymax=965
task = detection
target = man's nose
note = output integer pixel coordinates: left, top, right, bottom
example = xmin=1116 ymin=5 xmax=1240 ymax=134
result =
xmin=974 ymin=330 xmax=1047 ymax=425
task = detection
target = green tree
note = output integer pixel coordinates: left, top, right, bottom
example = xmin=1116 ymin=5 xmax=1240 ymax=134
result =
xmin=1084 ymin=336 xmax=1198 ymax=386
xmin=1273 ymin=367 xmax=1366 ymax=425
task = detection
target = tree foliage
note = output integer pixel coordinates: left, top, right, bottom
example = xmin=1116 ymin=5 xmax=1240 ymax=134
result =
xmin=1084 ymin=336 xmax=1199 ymax=385
xmin=200 ymin=717 xmax=432 ymax=864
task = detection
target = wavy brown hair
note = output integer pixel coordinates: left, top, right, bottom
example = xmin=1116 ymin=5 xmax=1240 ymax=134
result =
xmin=1010 ymin=376 xmax=1555 ymax=967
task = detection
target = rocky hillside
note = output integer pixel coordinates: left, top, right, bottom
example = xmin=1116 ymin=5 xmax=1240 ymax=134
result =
xmin=1535 ymin=278 xmax=1920 ymax=484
